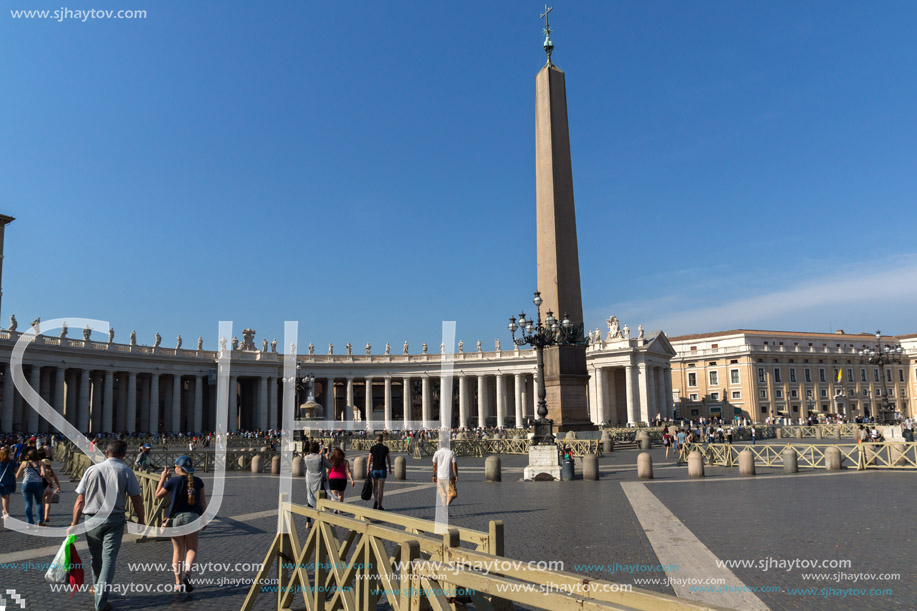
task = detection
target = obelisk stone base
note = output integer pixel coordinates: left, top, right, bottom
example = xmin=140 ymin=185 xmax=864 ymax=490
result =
xmin=524 ymin=445 xmax=562 ymax=481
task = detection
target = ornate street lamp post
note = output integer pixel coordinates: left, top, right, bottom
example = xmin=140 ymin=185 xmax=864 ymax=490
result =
xmin=508 ymin=291 xmax=587 ymax=444
xmin=295 ymin=364 xmax=318 ymax=419
xmin=858 ymin=330 xmax=903 ymax=424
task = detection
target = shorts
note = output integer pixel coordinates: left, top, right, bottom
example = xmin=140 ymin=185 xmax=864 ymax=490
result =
xmin=329 ymin=478 xmax=347 ymax=492
xmin=171 ymin=511 xmax=201 ymax=527
xmin=0 ymin=483 xmax=14 ymax=496
xmin=371 ymin=469 xmax=387 ymax=479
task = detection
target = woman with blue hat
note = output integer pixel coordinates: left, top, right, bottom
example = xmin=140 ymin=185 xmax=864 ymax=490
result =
xmin=155 ymin=455 xmax=207 ymax=592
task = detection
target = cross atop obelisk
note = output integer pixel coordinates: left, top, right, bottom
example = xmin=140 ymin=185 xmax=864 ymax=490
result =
xmin=540 ymin=4 xmax=554 ymax=63
xmin=534 ymin=7 xmax=590 ymax=430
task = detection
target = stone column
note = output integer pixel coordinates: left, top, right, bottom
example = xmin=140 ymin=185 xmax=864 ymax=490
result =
xmin=139 ymin=375 xmax=150 ymax=433
xmin=103 ymin=370 xmax=114 ymax=433
xmin=625 ymin=364 xmax=637 ymax=425
xmin=514 ymin=373 xmax=523 ymax=427
xmin=402 ymin=377 xmax=411 ymax=427
xmin=495 ymin=374 xmax=506 ymax=428
xmin=458 ymin=375 xmax=468 ymax=428
xmin=258 ymin=376 xmax=269 ymax=430
xmin=127 ymin=372 xmax=137 ymax=433
xmin=638 ymin=362 xmax=650 ymax=424
xmin=325 ymin=377 xmax=335 ymax=420
xmin=384 ymin=376 xmax=392 ymax=429
xmin=477 ymin=375 xmax=486 ymax=428
xmin=421 ymin=376 xmax=431 ymax=428
xmin=521 ymin=376 xmax=530 ymax=421
xmin=345 ymin=377 xmax=354 ymax=421
xmin=65 ymin=371 xmax=78 ymax=425
xmin=194 ymin=375 xmax=204 ymax=432
xmin=646 ymin=365 xmax=657 ymax=423
xmin=268 ymin=376 xmax=278 ymax=430
xmin=595 ymin=367 xmax=606 ymax=425
xmin=54 ymin=367 xmax=66 ymax=423
xmin=78 ymin=369 xmax=91 ymax=432
xmin=656 ymin=367 xmax=668 ymax=420
xmin=115 ymin=373 xmax=128 ymax=432
xmin=91 ymin=373 xmax=103 ymax=433
xmin=171 ymin=374 xmax=182 ymax=433
xmin=149 ymin=373 xmax=160 ymax=433
xmin=228 ymin=375 xmax=238 ymax=431
xmin=363 ymin=377 xmax=373 ymax=424
xmin=38 ymin=367 xmax=51 ymax=432
xmin=2 ymin=363 xmax=13 ymax=432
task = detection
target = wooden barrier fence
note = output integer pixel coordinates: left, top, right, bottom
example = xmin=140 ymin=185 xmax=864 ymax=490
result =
xmin=679 ymin=442 xmax=917 ymax=470
xmin=241 ymin=496 xmax=732 ymax=611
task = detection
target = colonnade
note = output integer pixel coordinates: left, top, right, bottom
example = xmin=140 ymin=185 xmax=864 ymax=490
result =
xmin=588 ymin=363 xmax=674 ymax=425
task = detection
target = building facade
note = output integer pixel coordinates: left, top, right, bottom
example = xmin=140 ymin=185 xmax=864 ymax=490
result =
xmin=670 ymin=330 xmax=917 ymax=422
xmin=0 ymin=322 xmax=673 ymax=433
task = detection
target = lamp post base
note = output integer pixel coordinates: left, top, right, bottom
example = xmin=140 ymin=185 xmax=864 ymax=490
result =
xmin=524 ymin=444 xmax=562 ymax=481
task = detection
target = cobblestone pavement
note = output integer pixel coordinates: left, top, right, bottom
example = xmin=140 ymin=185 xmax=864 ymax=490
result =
xmin=0 ymin=446 xmax=913 ymax=611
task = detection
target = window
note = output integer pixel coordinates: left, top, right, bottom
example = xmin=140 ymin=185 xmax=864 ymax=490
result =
xmin=903 ymin=388 xmax=908 ymax=398
xmin=805 ymin=368 xmax=812 ymax=383
xmin=886 ymin=369 xmax=893 ymax=382
xmin=875 ymin=388 xmax=881 ymax=397
xmin=833 ymin=368 xmax=839 ymax=382
xmin=758 ymin=389 xmax=768 ymax=399
xmin=691 ymin=409 xmax=699 ymax=416
xmin=790 ymin=389 xmax=798 ymax=398
xmin=847 ymin=369 xmax=853 ymax=383
xmin=789 ymin=368 xmax=797 ymax=383
xmin=889 ymin=389 xmax=895 ymax=397
xmin=709 ymin=371 xmax=719 ymax=386
xmin=821 ymin=404 xmax=828 ymax=412
xmin=689 ymin=393 xmax=698 ymax=402
xmin=760 ymin=406 xmax=768 ymax=414
xmin=690 ymin=346 xmax=697 ymax=351
xmin=687 ymin=372 xmax=697 ymax=387
xmin=899 ymin=369 xmax=905 ymax=383
xmin=874 ymin=369 xmax=880 ymax=382
xmin=710 ymin=392 xmax=720 ymax=401
xmin=835 ymin=388 xmax=843 ymax=396
xmin=711 ymin=344 xmax=718 ymax=349
xmin=730 ymin=359 xmax=738 ymax=364
xmin=806 ymin=389 xmax=814 ymax=399
xmin=860 ymin=368 xmax=867 ymax=383
xmin=775 ymin=389 xmax=784 ymax=399
xmin=820 ymin=389 xmax=828 ymax=398
xmin=708 ymin=361 xmax=717 ymax=366
xmin=757 ymin=367 xmax=766 ymax=384
xmin=774 ymin=368 xmax=782 ymax=384
xmin=819 ymin=368 xmax=827 ymax=383
xmin=862 ymin=388 xmax=868 ymax=396
xmin=792 ymin=405 xmax=799 ymax=412
xmin=731 ymin=391 xmax=741 ymax=400
xmin=730 ymin=369 xmax=740 ymax=384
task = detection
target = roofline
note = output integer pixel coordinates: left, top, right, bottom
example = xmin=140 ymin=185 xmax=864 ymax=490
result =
xmin=669 ymin=329 xmax=908 ymax=342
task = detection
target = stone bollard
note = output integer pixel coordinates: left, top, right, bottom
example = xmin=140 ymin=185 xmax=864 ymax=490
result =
xmin=783 ymin=447 xmax=798 ymax=473
xmin=237 ymin=456 xmax=247 ymax=469
xmin=738 ymin=449 xmax=755 ymax=476
xmin=825 ymin=446 xmax=842 ymax=470
xmin=292 ymin=456 xmax=304 ymax=477
xmin=815 ymin=428 xmax=823 ymax=440
xmin=260 ymin=446 xmax=269 ymax=453
xmin=688 ymin=450 xmax=705 ymax=478
xmin=271 ymin=456 xmax=280 ymax=475
xmin=251 ymin=455 xmax=263 ymax=473
xmin=565 ymin=431 xmax=577 ymax=441
xmin=394 ymin=455 xmax=406 ymax=480
xmin=833 ymin=428 xmax=842 ymax=440
xmin=637 ymin=452 xmax=653 ymax=480
xmin=795 ymin=428 xmax=803 ymax=440
xmin=353 ymin=456 xmax=366 ymax=480
xmin=582 ymin=454 xmax=598 ymax=480
xmin=600 ymin=432 xmax=613 ymax=453
xmin=635 ymin=431 xmax=651 ymax=451
xmin=776 ymin=427 xmax=783 ymax=439
xmin=485 ymin=456 xmax=501 ymax=482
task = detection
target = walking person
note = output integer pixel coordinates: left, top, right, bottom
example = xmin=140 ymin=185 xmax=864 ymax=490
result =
xmin=432 ymin=444 xmax=458 ymax=507
xmin=304 ymin=442 xmax=330 ymax=527
xmin=366 ymin=434 xmax=392 ymax=510
xmin=68 ymin=440 xmax=145 ymax=611
xmin=155 ymin=456 xmax=207 ymax=592
xmin=327 ymin=448 xmax=354 ymax=504
xmin=16 ymin=449 xmax=48 ymax=527
xmin=40 ymin=458 xmax=61 ymax=526
xmin=0 ymin=446 xmax=17 ymax=520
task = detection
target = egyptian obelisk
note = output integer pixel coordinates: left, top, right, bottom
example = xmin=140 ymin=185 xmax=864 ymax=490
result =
xmin=535 ymin=8 xmax=590 ymax=429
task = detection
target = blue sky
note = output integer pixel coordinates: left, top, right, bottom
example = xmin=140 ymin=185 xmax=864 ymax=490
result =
xmin=2 ymin=1 xmax=916 ymax=350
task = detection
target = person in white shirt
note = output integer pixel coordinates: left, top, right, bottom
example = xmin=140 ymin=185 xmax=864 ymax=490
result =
xmin=432 ymin=446 xmax=458 ymax=507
